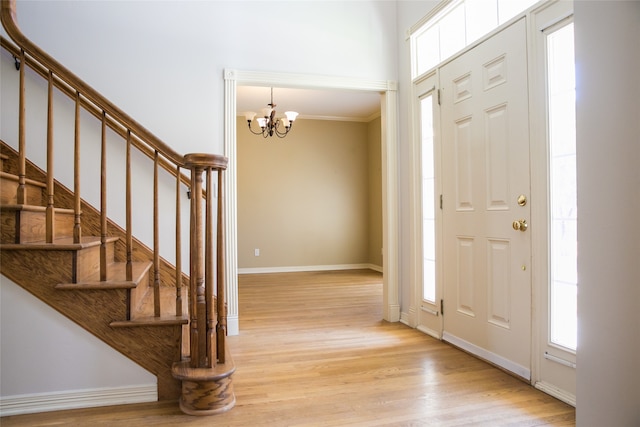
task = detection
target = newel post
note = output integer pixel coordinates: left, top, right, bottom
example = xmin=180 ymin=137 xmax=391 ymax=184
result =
xmin=172 ymin=153 xmax=235 ymax=416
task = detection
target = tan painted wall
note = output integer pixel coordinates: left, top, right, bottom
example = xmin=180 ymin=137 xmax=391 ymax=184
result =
xmin=237 ymin=117 xmax=382 ymax=270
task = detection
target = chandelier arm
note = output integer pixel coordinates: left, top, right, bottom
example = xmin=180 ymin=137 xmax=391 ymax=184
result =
xmin=247 ymin=121 xmax=267 ymax=136
xmin=273 ymin=120 xmax=292 ymax=138
xmin=273 ymin=128 xmax=289 ymax=138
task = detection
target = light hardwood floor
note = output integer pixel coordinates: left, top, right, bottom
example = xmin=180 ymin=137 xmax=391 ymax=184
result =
xmin=2 ymin=269 xmax=575 ymax=426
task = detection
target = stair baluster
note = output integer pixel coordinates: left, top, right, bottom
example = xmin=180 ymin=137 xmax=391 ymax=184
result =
xmin=125 ymin=130 xmax=133 ymax=283
xmin=73 ymin=90 xmax=81 ymax=244
xmin=153 ymin=150 xmax=161 ymax=317
xmin=16 ymin=48 xmax=25 ymax=205
xmin=100 ymin=111 xmax=108 ymax=281
xmin=216 ymin=167 xmax=227 ymax=362
xmin=46 ymin=70 xmax=54 ymax=243
xmin=175 ymin=165 xmax=183 ymax=318
xmin=205 ymin=167 xmax=216 ymax=367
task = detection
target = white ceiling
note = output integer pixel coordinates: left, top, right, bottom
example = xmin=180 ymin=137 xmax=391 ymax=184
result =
xmin=236 ymin=86 xmax=382 ymax=122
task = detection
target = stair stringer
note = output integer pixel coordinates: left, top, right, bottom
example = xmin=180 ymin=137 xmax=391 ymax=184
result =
xmin=0 ymin=247 xmax=183 ymax=400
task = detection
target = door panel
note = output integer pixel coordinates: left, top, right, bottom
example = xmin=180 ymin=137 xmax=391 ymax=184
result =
xmin=441 ymin=18 xmax=531 ymax=379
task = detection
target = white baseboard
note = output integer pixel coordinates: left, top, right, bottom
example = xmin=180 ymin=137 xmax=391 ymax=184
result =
xmin=227 ymin=314 xmax=239 ymax=336
xmin=0 ymin=384 xmax=157 ymax=417
xmin=442 ymin=332 xmax=531 ymax=380
xmin=238 ymin=263 xmax=383 ymax=275
xmin=400 ymin=311 xmax=411 ymax=326
xmin=534 ymin=381 xmax=576 ymax=407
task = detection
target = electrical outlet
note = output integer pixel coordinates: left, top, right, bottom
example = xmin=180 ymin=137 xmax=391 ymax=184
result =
xmin=254 ymin=248 xmax=260 ymax=257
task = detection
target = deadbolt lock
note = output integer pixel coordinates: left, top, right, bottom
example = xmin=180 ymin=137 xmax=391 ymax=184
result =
xmin=517 ymin=194 xmax=527 ymax=206
xmin=512 ymin=219 xmax=528 ymax=232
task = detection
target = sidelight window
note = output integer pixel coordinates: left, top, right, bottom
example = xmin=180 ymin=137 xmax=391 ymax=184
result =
xmin=547 ymin=22 xmax=577 ymax=351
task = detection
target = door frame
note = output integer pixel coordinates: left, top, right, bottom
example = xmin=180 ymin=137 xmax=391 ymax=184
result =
xmin=410 ymin=70 xmax=444 ymax=338
xmin=223 ymin=69 xmax=400 ymax=335
xmin=408 ymin=0 xmax=576 ymax=405
xmin=528 ymin=0 xmax=576 ymax=406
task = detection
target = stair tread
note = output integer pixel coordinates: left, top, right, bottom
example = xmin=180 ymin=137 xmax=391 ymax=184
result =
xmin=110 ymin=315 xmax=188 ymax=328
xmin=0 ymin=235 xmax=118 ymax=250
xmin=55 ymin=261 xmax=153 ymax=289
xmin=0 ymin=203 xmax=75 ymax=214
xmin=0 ymin=171 xmax=47 ymax=188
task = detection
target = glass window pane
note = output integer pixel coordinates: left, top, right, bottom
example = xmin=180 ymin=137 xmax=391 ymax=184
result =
xmin=466 ymin=0 xmax=498 ymax=44
xmin=547 ymin=23 xmax=576 ymax=351
xmin=415 ymin=25 xmax=440 ymax=77
xmin=498 ymin=0 xmax=538 ymax=24
xmin=551 ymin=281 xmax=577 ymax=349
xmin=423 ymin=259 xmax=436 ymax=302
xmin=421 ymin=94 xmax=436 ymax=303
xmin=439 ymin=4 xmax=466 ymax=61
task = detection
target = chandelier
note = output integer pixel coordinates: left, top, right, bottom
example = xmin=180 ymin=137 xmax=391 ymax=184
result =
xmin=244 ymin=88 xmax=298 ymax=138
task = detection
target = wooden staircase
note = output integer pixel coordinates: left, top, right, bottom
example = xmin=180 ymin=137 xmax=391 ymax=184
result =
xmin=0 ymin=0 xmax=235 ymax=416
xmin=1 ymin=141 xmax=186 ymax=400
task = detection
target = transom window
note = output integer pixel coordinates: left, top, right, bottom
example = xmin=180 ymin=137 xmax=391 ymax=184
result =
xmin=411 ymin=0 xmax=539 ymax=78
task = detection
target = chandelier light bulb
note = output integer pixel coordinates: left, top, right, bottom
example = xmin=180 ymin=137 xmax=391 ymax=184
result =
xmin=284 ymin=111 xmax=298 ymax=122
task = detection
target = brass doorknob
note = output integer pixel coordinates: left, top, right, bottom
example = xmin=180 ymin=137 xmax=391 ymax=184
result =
xmin=512 ymin=219 xmax=528 ymax=231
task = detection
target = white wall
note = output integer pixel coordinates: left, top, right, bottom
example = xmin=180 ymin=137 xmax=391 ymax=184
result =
xmin=0 ymin=278 xmax=156 ymax=415
xmin=10 ymin=0 xmax=398 ymax=155
xmin=574 ymin=1 xmax=640 ymax=425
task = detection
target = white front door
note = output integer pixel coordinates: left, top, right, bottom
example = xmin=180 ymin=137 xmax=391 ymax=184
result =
xmin=440 ymin=18 xmax=532 ymax=379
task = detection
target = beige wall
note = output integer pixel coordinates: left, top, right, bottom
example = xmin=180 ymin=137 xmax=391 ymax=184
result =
xmin=237 ymin=116 xmax=382 ymax=271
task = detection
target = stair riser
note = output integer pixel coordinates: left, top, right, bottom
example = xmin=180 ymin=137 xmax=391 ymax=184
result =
xmin=1 ymin=209 xmax=74 ymax=244
xmin=129 ymin=269 xmax=151 ymax=319
xmin=0 ymin=178 xmax=45 ymax=206
xmin=74 ymin=244 xmax=115 ymax=282
xmin=0 ymin=242 xmax=115 ymax=283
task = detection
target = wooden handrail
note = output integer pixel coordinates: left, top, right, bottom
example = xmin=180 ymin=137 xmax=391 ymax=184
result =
xmin=0 ymin=38 xmax=192 ymax=190
xmin=0 ymin=0 xmax=184 ymax=167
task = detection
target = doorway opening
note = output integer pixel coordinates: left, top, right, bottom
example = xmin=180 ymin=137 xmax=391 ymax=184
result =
xmin=223 ymin=70 xmax=400 ymax=335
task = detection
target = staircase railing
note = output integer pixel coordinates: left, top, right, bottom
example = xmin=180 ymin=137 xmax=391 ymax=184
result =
xmin=1 ymin=0 xmax=233 ymax=414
